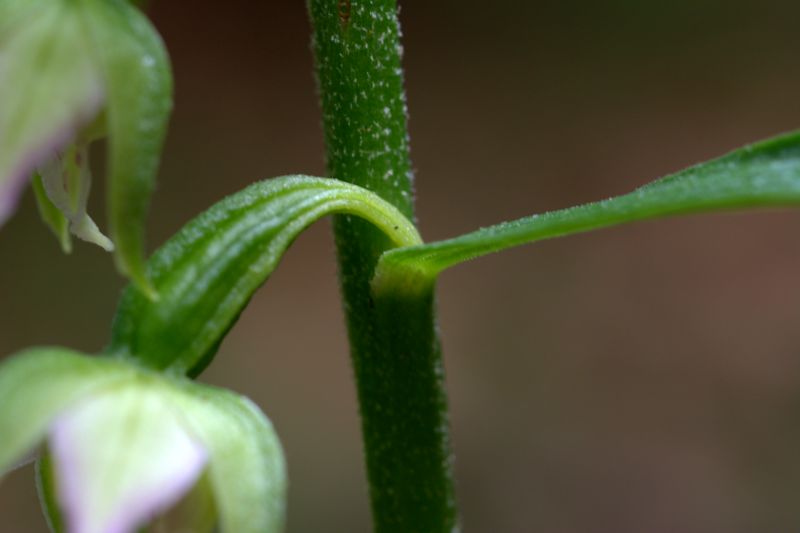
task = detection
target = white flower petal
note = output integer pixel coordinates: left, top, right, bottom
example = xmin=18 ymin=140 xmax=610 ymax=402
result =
xmin=50 ymin=383 xmax=207 ymax=533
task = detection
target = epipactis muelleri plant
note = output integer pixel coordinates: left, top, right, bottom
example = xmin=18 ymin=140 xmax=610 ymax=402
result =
xmin=2 ymin=1 xmax=800 ymax=532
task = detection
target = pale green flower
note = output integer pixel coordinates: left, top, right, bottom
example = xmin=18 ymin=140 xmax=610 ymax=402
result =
xmin=0 ymin=0 xmax=173 ymax=293
xmin=0 ymin=349 xmax=286 ymax=533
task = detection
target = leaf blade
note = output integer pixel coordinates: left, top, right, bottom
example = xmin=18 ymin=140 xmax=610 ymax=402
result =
xmin=109 ymin=175 xmax=420 ymax=375
xmin=378 ymin=130 xmax=800 ymax=280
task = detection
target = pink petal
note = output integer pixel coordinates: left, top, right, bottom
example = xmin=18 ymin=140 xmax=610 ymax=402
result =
xmin=50 ymin=385 xmax=207 ymax=533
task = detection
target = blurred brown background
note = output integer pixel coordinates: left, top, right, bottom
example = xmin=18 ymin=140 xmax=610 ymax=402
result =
xmin=3 ymin=1 xmax=800 ymax=531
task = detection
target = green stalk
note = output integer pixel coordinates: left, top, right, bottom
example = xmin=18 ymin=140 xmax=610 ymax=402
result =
xmin=307 ymin=1 xmax=458 ymax=532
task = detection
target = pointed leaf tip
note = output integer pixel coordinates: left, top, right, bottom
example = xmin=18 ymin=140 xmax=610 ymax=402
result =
xmin=377 ymin=130 xmax=800 ymax=279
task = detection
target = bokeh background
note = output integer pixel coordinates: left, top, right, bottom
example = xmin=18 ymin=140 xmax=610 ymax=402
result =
xmin=3 ymin=1 xmax=800 ymax=531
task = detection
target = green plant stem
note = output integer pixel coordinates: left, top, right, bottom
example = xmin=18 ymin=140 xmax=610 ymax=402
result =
xmin=308 ymin=1 xmax=458 ymax=532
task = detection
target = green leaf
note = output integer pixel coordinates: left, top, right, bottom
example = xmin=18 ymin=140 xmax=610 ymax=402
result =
xmin=376 ymin=130 xmax=800 ymax=284
xmin=171 ymin=383 xmax=286 ymax=533
xmin=81 ymin=0 xmax=173 ymax=297
xmin=0 ymin=0 xmax=104 ymax=225
xmin=109 ymin=175 xmax=421 ymax=376
xmin=0 ymin=348 xmax=134 ymax=475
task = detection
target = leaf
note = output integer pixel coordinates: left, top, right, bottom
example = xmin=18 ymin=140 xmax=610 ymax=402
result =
xmin=376 ymin=130 xmax=800 ymax=284
xmin=81 ymin=0 xmax=173 ymax=297
xmin=109 ymin=175 xmax=421 ymax=376
xmin=170 ymin=383 xmax=286 ymax=533
xmin=0 ymin=348 xmax=134 ymax=475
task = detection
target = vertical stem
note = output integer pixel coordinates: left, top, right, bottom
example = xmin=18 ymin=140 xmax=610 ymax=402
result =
xmin=307 ymin=1 xmax=458 ymax=532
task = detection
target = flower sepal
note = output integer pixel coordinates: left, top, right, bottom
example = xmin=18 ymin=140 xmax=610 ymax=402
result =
xmin=0 ymin=0 xmax=173 ymax=297
xmin=0 ymin=348 xmax=286 ymax=533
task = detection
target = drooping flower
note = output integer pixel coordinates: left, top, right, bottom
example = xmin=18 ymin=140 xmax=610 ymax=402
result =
xmin=0 ymin=348 xmax=286 ymax=533
xmin=0 ymin=0 xmax=173 ymax=294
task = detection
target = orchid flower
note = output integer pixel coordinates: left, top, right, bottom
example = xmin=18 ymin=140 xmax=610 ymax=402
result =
xmin=0 ymin=0 xmax=173 ymax=295
xmin=0 ymin=348 xmax=286 ymax=533
xmin=0 ymin=172 xmax=425 ymax=533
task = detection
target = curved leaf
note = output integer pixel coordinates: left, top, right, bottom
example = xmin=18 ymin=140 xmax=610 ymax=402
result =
xmin=171 ymin=383 xmax=286 ymax=533
xmin=376 ymin=130 xmax=800 ymax=285
xmin=81 ymin=0 xmax=173 ymax=297
xmin=109 ymin=175 xmax=421 ymax=376
xmin=0 ymin=348 xmax=134 ymax=475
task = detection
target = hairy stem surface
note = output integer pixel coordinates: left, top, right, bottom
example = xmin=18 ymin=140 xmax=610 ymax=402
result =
xmin=308 ymin=1 xmax=458 ymax=531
